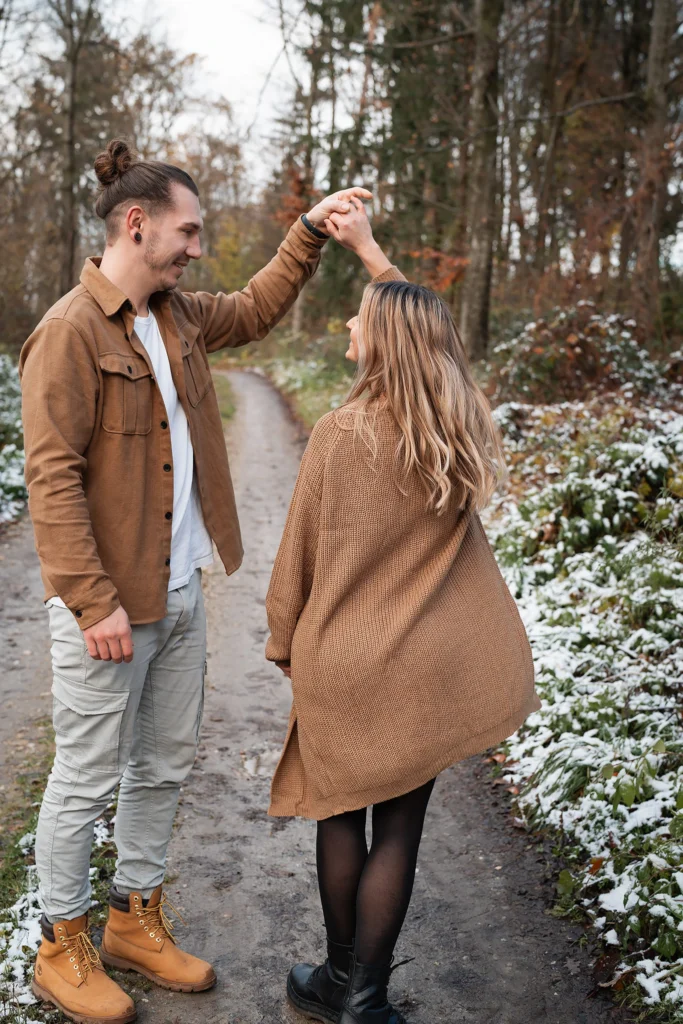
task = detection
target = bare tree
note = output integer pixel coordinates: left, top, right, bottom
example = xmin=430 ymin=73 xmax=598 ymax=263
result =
xmin=48 ymin=0 xmax=96 ymax=294
xmin=631 ymin=0 xmax=677 ymax=338
xmin=459 ymin=0 xmax=503 ymax=359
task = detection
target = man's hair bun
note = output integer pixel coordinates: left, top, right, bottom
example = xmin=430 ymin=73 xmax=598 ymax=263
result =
xmin=94 ymin=139 xmax=135 ymax=188
xmin=93 ymin=138 xmax=199 ymax=231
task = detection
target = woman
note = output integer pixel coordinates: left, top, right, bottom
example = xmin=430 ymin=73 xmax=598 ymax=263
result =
xmin=265 ymin=200 xmax=540 ymax=1024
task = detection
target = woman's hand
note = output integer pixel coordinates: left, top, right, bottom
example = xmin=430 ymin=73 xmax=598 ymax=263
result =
xmin=306 ymin=187 xmax=372 ymax=231
xmin=324 ymin=198 xmax=393 ymax=278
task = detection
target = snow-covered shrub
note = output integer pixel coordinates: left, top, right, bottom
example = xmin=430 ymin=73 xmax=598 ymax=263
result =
xmin=489 ymin=396 xmax=683 ymax=1012
xmin=488 ymin=303 xmax=669 ymax=403
xmin=0 ymin=355 xmax=26 ymax=522
xmin=496 ymin=407 xmax=683 ymax=570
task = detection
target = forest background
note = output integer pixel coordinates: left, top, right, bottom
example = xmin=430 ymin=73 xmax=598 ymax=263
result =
xmin=1 ymin=0 xmax=682 ymax=365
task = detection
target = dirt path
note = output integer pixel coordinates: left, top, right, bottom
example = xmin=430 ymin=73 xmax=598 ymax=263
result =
xmin=139 ymin=371 xmax=621 ymax=1024
xmin=0 ymin=516 xmax=53 ymax=798
xmin=0 ymin=370 xmax=626 ymax=1023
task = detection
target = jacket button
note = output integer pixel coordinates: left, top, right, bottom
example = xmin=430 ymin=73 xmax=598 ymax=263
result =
xmin=165 ymin=558 xmax=171 ymax=566
xmin=75 ymin=610 xmax=82 ymax=618
xmin=160 ymin=420 xmax=168 ymax=429
xmin=127 ymin=365 xmax=133 ymax=374
xmin=163 ymin=464 xmax=171 ymax=472
xmin=165 ymin=511 xmax=172 ymax=520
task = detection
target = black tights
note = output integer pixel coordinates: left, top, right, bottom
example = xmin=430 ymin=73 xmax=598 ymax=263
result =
xmin=316 ymin=778 xmax=435 ymax=967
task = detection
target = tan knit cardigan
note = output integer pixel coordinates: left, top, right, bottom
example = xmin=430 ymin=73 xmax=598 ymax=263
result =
xmin=265 ymin=305 xmax=540 ymax=822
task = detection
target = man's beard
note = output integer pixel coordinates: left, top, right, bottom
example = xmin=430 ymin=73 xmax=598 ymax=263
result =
xmin=143 ymin=230 xmax=177 ymax=290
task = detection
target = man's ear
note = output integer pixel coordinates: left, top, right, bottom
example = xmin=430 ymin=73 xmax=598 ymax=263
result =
xmin=124 ymin=204 xmax=145 ymax=241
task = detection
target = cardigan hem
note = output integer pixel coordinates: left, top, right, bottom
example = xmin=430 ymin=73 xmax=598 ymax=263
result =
xmin=268 ymin=692 xmax=541 ymax=820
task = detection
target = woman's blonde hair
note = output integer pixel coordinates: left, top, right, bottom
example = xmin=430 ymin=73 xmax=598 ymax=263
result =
xmin=343 ymin=280 xmax=505 ymax=514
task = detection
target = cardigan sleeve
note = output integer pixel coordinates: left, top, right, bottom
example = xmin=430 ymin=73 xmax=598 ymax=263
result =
xmin=371 ymin=265 xmax=407 ymax=283
xmin=265 ymin=414 xmax=339 ymax=664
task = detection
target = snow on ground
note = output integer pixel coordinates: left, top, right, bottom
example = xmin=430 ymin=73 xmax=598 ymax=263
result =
xmin=488 ymin=394 xmax=683 ymax=1010
xmin=0 ymin=813 xmax=116 ymax=1019
xmin=0 ymin=355 xmax=26 ymax=523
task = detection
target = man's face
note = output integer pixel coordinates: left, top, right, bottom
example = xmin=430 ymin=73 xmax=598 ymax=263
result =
xmin=142 ymin=183 xmax=203 ymax=292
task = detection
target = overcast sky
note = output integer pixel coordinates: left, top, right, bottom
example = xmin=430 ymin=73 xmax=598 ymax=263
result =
xmin=124 ymin=0 xmax=291 ymax=174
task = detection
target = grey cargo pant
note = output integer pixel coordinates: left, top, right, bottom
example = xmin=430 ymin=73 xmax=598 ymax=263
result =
xmin=35 ymin=569 xmax=206 ymax=922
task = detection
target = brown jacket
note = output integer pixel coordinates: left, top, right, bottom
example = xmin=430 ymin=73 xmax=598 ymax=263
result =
xmin=20 ymin=217 xmax=327 ymax=629
xmin=265 ymin=269 xmax=540 ymax=819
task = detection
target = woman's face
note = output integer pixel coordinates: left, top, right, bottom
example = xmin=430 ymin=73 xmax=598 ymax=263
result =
xmin=345 ymin=315 xmax=360 ymax=362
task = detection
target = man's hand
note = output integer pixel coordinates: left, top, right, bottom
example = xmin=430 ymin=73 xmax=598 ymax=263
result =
xmin=306 ymin=187 xmax=372 ymax=231
xmin=325 ymin=198 xmax=393 ymax=278
xmin=84 ymin=605 xmax=134 ymax=664
xmin=275 ymin=660 xmax=292 ymax=679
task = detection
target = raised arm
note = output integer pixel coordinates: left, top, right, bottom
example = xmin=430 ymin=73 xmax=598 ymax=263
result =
xmin=324 ymin=196 xmax=406 ymax=281
xmin=183 ymin=188 xmax=372 ymax=353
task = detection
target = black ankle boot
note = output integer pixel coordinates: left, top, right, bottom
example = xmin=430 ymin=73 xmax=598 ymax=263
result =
xmin=338 ymin=955 xmax=408 ymax=1024
xmin=287 ymin=938 xmax=353 ymax=1022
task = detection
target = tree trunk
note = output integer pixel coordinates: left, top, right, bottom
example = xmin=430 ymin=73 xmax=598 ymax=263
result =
xmin=56 ymin=0 xmax=95 ymax=295
xmin=631 ymin=0 xmax=674 ymax=339
xmin=615 ymin=0 xmax=649 ymax=310
xmin=59 ymin=0 xmax=78 ymax=295
xmin=291 ymin=291 xmax=304 ymax=335
xmin=459 ymin=0 xmax=503 ymax=360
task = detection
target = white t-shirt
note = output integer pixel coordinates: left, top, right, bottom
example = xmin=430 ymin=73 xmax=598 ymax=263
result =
xmin=135 ymin=310 xmax=213 ymax=591
xmin=52 ymin=310 xmax=213 ymax=610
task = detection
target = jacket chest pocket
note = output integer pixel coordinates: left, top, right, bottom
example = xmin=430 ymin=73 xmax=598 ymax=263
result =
xmin=99 ymin=353 xmax=153 ymax=435
xmin=180 ymin=325 xmax=212 ymax=407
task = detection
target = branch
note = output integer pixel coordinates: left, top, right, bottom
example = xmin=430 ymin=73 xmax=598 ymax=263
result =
xmin=534 ymin=90 xmax=639 ymax=122
xmin=450 ymin=2 xmax=473 ymax=33
xmin=472 ymin=91 xmax=641 ymax=142
xmin=244 ymin=0 xmax=305 ymax=140
xmin=500 ymin=0 xmax=547 ymax=48
xmin=380 ymin=182 xmax=461 ymax=215
xmin=395 ymin=90 xmax=641 ymax=155
xmin=667 ymin=66 xmax=683 ymax=89
xmin=277 ymin=0 xmax=304 ymax=92
xmin=366 ymin=28 xmax=473 ymax=52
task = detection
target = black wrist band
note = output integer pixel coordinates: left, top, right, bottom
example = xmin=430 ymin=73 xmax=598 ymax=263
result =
xmin=301 ymin=213 xmax=329 ymax=239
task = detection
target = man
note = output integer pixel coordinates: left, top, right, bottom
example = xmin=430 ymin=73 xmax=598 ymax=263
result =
xmin=19 ymin=136 xmax=371 ymax=1023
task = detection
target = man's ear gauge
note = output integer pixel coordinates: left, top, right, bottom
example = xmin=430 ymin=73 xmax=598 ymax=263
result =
xmin=134 ymin=232 xmax=142 ymax=243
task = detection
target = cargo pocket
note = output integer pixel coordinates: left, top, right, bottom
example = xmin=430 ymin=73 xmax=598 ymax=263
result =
xmin=179 ymin=324 xmax=212 ymax=406
xmin=99 ymin=352 xmax=153 ymax=434
xmin=52 ymin=674 xmax=130 ymax=774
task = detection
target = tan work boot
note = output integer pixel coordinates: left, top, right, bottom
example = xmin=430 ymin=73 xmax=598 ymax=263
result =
xmin=100 ymin=885 xmax=216 ymax=993
xmin=32 ymin=913 xmax=136 ymax=1024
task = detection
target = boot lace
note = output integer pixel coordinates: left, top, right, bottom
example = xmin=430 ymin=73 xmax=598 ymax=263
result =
xmin=63 ymin=930 xmax=102 ymax=981
xmin=390 ymin=955 xmax=415 ymax=973
xmin=137 ymin=892 xmax=186 ymax=945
